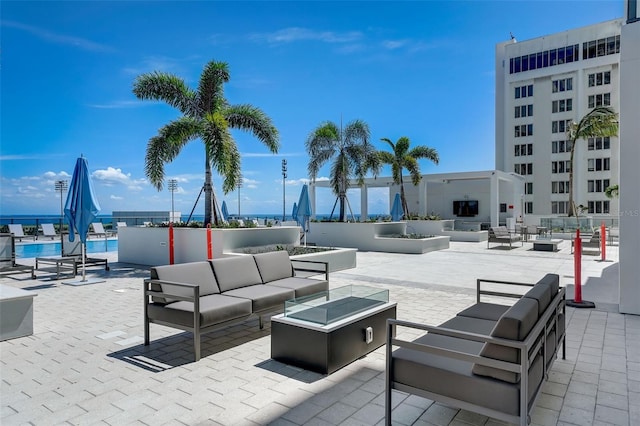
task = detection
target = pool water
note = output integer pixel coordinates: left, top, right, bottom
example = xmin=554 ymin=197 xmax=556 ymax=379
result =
xmin=16 ymin=239 xmax=118 ymax=258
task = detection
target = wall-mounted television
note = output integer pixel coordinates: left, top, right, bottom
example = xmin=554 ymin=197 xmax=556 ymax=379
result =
xmin=453 ymin=200 xmax=479 ymax=217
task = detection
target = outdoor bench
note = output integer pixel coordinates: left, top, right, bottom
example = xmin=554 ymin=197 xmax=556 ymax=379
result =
xmin=144 ymin=250 xmax=329 ymax=361
xmin=385 ymin=273 xmax=566 ymax=426
xmin=488 ymin=226 xmax=522 ymax=248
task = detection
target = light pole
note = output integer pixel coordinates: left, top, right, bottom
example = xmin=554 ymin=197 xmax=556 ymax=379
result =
xmin=237 ymin=177 xmax=243 ymax=218
xmin=168 ymin=179 xmax=178 ymax=223
xmin=55 ymin=180 xmax=68 ymax=233
xmin=281 ymin=159 xmax=287 ymax=221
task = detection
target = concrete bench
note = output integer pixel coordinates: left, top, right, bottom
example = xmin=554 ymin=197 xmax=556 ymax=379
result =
xmin=0 ymin=284 xmax=37 ymax=341
xmin=532 ymin=239 xmax=562 ymax=251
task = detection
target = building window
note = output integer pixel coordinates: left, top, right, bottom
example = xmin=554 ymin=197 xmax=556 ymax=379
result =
xmin=514 ymin=124 xmax=533 ymax=138
xmin=552 ymin=98 xmax=573 ymax=113
xmin=588 ymin=93 xmax=611 ymax=108
xmin=588 ymin=71 xmax=612 ymax=87
xmin=525 ymin=202 xmax=533 ymax=214
xmin=588 ymin=137 xmax=611 ymax=150
xmin=583 ymin=35 xmax=620 ymax=59
xmin=551 ymin=201 xmax=569 ymax=214
xmin=552 ymin=120 xmax=572 ymax=134
xmin=525 ymin=182 xmax=533 ymax=195
xmin=510 ymin=44 xmax=579 ymax=74
xmin=587 ymin=200 xmax=611 ymax=214
xmin=552 ymin=77 xmax=573 ymax=93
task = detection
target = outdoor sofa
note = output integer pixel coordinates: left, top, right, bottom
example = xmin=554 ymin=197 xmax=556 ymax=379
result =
xmin=488 ymin=226 xmax=522 ymax=248
xmin=144 ymin=250 xmax=329 ymax=361
xmin=385 ymin=273 xmax=565 ymax=426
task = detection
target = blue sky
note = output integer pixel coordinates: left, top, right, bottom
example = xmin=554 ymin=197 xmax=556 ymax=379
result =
xmin=1 ymin=1 xmax=623 ymax=217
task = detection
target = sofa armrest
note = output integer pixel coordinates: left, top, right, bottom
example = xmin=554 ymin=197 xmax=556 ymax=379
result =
xmin=291 ymin=259 xmax=329 ymax=281
xmin=475 ymin=278 xmax=535 ymax=303
xmin=386 ymin=319 xmax=530 ymax=373
xmin=144 ymin=278 xmax=200 ymax=303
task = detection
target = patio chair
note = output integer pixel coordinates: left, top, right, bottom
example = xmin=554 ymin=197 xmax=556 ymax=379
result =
xmin=35 ymin=233 xmax=109 ymax=279
xmin=0 ymin=233 xmax=36 ymax=279
xmin=8 ymin=224 xmax=35 ymax=241
xmin=571 ymin=231 xmax=601 ymax=255
xmin=116 ymin=222 xmax=127 ymax=231
xmin=487 ymin=226 xmax=522 ymax=249
xmin=40 ymin=223 xmax=58 ymax=240
xmin=90 ymin=222 xmax=108 ymax=238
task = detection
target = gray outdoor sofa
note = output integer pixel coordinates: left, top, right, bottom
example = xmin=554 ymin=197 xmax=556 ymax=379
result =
xmin=144 ymin=250 xmax=329 ymax=361
xmin=488 ymin=226 xmax=522 ymax=248
xmin=385 ymin=273 xmax=566 ymax=426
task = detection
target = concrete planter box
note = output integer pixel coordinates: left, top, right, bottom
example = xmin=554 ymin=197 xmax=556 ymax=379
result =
xmin=290 ymin=247 xmax=357 ymax=272
xmin=118 ymin=226 xmax=300 ymax=266
xmin=307 ymin=221 xmax=449 ymax=254
xmin=406 ymin=220 xmax=487 ymax=242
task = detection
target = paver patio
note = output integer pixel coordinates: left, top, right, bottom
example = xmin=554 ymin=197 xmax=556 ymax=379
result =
xmin=1 ymin=239 xmax=638 ymax=425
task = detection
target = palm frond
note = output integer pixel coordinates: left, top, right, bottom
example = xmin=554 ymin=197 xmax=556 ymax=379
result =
xmin=145 ymin=136 xmax=169 ymax=191
xmin=378 ymin=151 xmax=395 ymax=165
xmin=225 ymin=104 xmax=280 ymax=153
xmin=133 ymin=72 xmax=196 ymax=115
xmin=395 ymin=137 xmax=410 ymax=157
xmin=343 ymin=119 xmax=370 ymax=147
xmin=197 ymin=61 xmax=230 ymax=114
xmin=408 ymin=146 xmax=440 ymax=164
xmin=404 ymin=157 xmax=422 ymax=185
xmin=568 ymin=106 xmax=619 ymax=142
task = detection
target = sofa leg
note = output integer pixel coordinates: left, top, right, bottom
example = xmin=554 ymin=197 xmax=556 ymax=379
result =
xmin=259 ymin=316 xmax=264 ymax=330
xmin=385 ymin=389 xmax=392 ymax=425
xmin=144 ymin=320 xmax=149 ymax=346
xmin=194 ymin=329 xmax=201 ymax=362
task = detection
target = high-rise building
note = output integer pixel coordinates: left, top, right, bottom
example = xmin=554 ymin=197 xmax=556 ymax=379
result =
xmin=495 ymin=19 xmax=623 ymax=219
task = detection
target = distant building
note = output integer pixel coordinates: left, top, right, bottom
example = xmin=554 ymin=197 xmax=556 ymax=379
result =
xmin=495 ymin=19 xmax=623 ymax=220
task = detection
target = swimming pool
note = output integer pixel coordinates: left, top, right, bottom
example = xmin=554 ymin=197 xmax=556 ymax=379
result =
xmin=15 ymin=239 xmax=118 ymax=258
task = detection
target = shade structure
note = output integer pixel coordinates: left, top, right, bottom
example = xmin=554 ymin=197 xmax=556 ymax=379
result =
xmin=63 ymin=157 xmax=103 ymax=285
xmin=391 ymin=193 xmax=404 ymax=221
xmin=296 ymin=185 xmax=312 ymax=245
xmin=292 ymin=202 xmax=298 ymax=224
xmin=221 ymin=201 xmax=229 ymax=222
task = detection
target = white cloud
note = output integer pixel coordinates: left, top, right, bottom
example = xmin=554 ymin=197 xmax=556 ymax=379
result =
xmin=2 ymin=20 xmax=114 ymax=52
xmin=92 ymin=167 xmax=131 ymax=184
xmin=249 ymin=27 xmax=363 ymax=45
xmin=382 ymin=39 xmax=408 ymax=50
xmin=86 ymin=100 xmax=144 ymax=109
xmin=110 ymin=195 xmax=123 ymax=200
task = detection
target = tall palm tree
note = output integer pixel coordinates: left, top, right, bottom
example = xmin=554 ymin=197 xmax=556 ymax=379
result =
xmin=133 ymin=60 xmax=279 ymax=225
xmin=378 ymin=136 xmax=439 ymax=218
xmin=567 ymin=106 xmax=618 ymax=216
xmin=306 ymin=119 xmax=380 ymax=222
xmin=605 ymin=184 xmax=619 ymax=199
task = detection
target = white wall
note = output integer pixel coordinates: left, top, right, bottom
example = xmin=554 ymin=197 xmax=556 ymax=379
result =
xmin=618 ymin=15 xmax=640 ymax=314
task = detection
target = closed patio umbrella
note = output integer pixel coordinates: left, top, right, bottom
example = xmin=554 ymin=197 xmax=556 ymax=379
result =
xmin=221 ymin=201 xmax=229 ymax=222
xmin=391 ymin=193 xmax=404 ymax=221
xmin=296 ymin=184 xmax=312 ymax=246
xmin=64 ymin=156 xmax=102 ymax=284
xmin=292 ymin=202 xmax=298 ymax=224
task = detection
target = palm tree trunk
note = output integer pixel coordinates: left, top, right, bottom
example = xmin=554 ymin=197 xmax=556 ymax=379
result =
xmin=568 ymin=139 xmax=576 ymax=217
xmin=399 ymin=174 xmax=408 ymax=219
xmin=204 ymin=153 xmax=219 ymax=226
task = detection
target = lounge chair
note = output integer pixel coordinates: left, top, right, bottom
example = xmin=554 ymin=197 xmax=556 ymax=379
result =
xmin=488 ymin=226 xmax=522 ymax=248
xmin=8 ymin=224 xmax=35 ymax=241
xmin=40 ymin=223 xmax=58 ymax=240
xmin=90 ymin=222 xmax=109 ymax=238
xmin=35 ymin=233 xmax=109 ymax=279
xmin=571 ymin=231 xmax=601 ymax=255
xmin=0 ymin=234 xmax=36 ymax=279
xmin=116 ymin=222 xmax=127 ymax=231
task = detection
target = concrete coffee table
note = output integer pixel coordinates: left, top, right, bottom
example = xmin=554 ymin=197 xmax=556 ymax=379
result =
xmin=532 ymin=238 xmax=562 ymax=251
xmin=271 ymin=285 xmax=396 ymax=374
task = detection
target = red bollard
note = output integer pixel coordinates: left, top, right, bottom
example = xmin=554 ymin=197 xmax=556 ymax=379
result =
xmin=574 ymin=229 xmax=582 ymax=303
xmin=207 ymin=223 xmax=213 ymax=260
xmin=567 ymin=228 xmax=595 ymax=308
xmin=600 ymin=222 xmax=606 ymax=261
xmin=169 ymin=222 xmax=174 ymax=265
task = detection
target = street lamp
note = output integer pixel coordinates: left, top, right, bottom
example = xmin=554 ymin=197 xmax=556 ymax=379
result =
xmin=55 ymin=180 xmax=68 ymax=232
xmin=168 ymin=179 xmax=178 ymax=223
xmin=237 ymin=176 xmax=243 ymax=218
xmin=282 ymin=159 xmax=287 ymax=221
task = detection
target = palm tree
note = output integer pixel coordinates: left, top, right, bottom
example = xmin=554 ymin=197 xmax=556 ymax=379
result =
xmin=567 ymin=106 xmax=618 ymax=216
xmin=133 ymin=60 xmax=279 ymax=225
xmin=605 ymin=184 xmax=619 ymax=199
xmin=306 ymin=119 xmax=380 ymax=222
xmin=378 ymin=137 xmax=439 ymax=218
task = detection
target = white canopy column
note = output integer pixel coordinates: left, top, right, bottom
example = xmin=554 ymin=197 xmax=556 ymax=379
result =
xmin=360 ymin=185 xmax=368 ymax=222
xmin=419 ymin=180 xmax=427 ymax=216
xmin=490 ymin=172 xmax=499 ymax=227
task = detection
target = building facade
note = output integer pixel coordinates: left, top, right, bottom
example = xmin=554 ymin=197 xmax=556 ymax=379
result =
xmin=495 ymin=19 xmax=623 ymax=220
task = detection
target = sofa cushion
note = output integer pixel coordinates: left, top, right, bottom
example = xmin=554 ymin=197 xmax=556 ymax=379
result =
xmin=438 ymin=316 xmax=497 ymax=336
xmin=253 ymin=251 xmax=293 ymax=283
xmin=266 ymin=277 xmax=328 ymax=298
xmin=211 ymin=256 xmax=263 ymax=292
xmin=147 ymin=294 xmax=252 ymax=328
xmin=151 ymin=262 xmax=220 ymax=301
xmin=537 ymin=273 xmax=559 ymax=298
xmin=472 ymin=297 xmax=539 ymax=383
xmin=457 ymin=303 xmax=510 ymax=321
xmin=223 ymin=285 xmax=294 ymax=312
xmin=523 ymin=283 xmax=551 ymax=316
xmin=392 ymin=332 xmax=544 ymax=416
